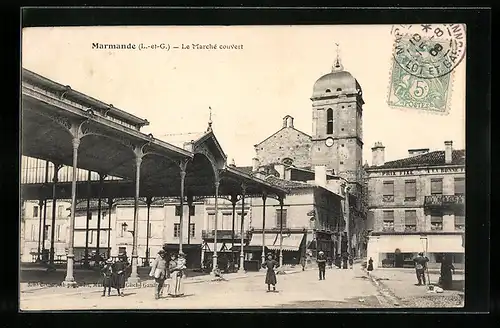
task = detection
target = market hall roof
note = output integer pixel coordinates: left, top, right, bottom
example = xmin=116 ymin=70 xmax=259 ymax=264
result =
xmin=21 ymin=68 xmax=287 ymax=200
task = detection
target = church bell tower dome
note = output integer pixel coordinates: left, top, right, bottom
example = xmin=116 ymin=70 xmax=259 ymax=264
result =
xmin=311 ymin=45 xmax=363 ymax=100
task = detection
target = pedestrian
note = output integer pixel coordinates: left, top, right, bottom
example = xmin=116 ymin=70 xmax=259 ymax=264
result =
xmin=262 ymin=253 xmax=279 ymax=292
xmin=348 ymin=254 xmax=354 ymax=269
xmin=327 ymin=256 xmax=333 ymax=269
xmin=113 ymin=253 xmax=129 ymax=297
xmin=439 ymin=253 xmax=455 ymax=290
xmin=413 ymin=252 xmax=429 ymax=286
xmin=367 ymin=257 xmax=374 ymax=275
xmin=101 ymin=258 xmax=115 ymax=297
xmin=317 ymin=251 xmax=327 ymax=280
xmin=149 ymin=250 xmax=168 ymax=299
xmin=169 ymin=252 xmax=187 ymax=297
xmin=342 ymin=252 xmax=348 ymax=269
xmin=300 ymin=255 xmax=306 ymax=271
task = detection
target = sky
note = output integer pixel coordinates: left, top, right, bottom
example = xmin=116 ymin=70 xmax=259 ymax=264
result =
xmin=22 ymin=25 xmax=465 ymax=167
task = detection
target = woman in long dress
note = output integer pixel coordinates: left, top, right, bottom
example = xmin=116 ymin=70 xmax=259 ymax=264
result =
xmin=113 ymin=254 xmax=129 ymax=297
xmin=149 ymin=250 xmax=168 ymax=299
xmin=168 ymin=252 xmax=187 ymax=297
xmin=262 ymin=253 xmax=279 ymax=292
xmin=367 ymin=257 xmax=374 ymax=275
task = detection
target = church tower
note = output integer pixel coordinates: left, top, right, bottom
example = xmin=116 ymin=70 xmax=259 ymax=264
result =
xmin=310 ymin=45 xmax=365 ymax=187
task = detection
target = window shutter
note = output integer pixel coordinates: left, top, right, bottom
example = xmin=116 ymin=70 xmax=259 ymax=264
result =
xmin=404 ymin=210 xmax=417 ymax=225
xmin=383 ymin=210 xmax=394 ymax=221
xmin=405 ymin=180 xmax=417 ymax=198
xmin=431 ymin=179 xmax=443 ymax=194
xmin=454 ymin=215 xmax=465 ymax=225
xmin=454 ymin=178 xmax=465 ymax=195
xmin=430 ymin=214 xmax=443 ymax=223
xmin=383 ymin=182 xmax=394 ymax=196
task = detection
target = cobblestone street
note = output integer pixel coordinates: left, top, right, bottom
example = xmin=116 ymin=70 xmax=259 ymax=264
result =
xmin=21 ymin=265 xmax=386 ymax=310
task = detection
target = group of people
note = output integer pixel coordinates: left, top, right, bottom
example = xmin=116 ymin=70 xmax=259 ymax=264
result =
xmin=100 ymin=253 xmax=130 ymax=297
xmin=149 ymin=250 xmax=187 ymax=299
xmin=365 ymin=252 xmax=456 ymax=290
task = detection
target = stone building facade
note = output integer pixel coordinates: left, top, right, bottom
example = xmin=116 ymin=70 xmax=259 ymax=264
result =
xmin=365 ymin=141 xmax=465 ymax=269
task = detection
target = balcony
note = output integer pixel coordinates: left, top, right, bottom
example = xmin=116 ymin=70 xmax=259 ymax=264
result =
xmin=201 ymin=230 xmax=249 ymax=240
xmin=424 ymin=195 xmax=465 ymax=208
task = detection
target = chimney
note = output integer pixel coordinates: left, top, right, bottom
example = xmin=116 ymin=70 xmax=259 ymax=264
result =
xmin=371 ymin=142 xmax=385 ymax=166
xmin=274 ymin=164 xmax=285 ymax=179
xmin=283 ymin=115 xmax=294 ymax=128
xmin=252 ymin=157 xmax=260 ymax=172
xmin=314 ymin=165 xmax=327 ymax=187
xmin=229 ymin=158 xmax=236 ymax=167
xmin=408 ymin=148 xmax=430 ymax=157
xmin=444 ymin=141 xmax=453 ymax=164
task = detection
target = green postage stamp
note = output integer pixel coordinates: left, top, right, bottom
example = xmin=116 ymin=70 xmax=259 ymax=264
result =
xmin=387 ymin=24 xmax=466 ymax=114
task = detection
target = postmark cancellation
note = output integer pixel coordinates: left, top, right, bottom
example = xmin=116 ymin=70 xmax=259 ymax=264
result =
xmin=387 ymin=24 xmax=466 ymax=114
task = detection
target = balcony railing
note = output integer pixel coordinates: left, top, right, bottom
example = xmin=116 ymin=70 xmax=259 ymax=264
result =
xmin=424 ymin=195 xmax=465 ymax=207
xmin=201 ymin=230 xmax=249 ymax=240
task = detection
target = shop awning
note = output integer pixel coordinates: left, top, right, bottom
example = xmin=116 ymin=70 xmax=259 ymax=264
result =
xmin=249 ymin=233 xmax=280 ymax=248
xmin=426 ymin=234 xmax=464 ymax=253
xmin=230 ymin=245 xmax=265 ymax=252
xmin=267 ymin=233 xmax=304 ymax=252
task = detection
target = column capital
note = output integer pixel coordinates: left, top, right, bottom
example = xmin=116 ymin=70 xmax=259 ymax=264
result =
xmin=179 ymin=158 xmax=189 ymax=172
xmin=241 ymin=183 xmax=247 ymax=195
xmin=135 ymin=155 xmax=143 ymax=166
xmin=146 ymin=196 xmax=153 ymax=206
xmin=214 ymin=180 xmax=220 ymax=189
xmin=72 ymin=137 xmax=80 ymax=149
xmin=261 ymin=191 xmax=267 ymax=201
xmin=279 ymin=196 xmax=284 ymax=206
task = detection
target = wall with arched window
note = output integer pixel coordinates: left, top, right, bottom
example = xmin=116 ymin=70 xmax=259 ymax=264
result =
xmin=326 ymin=108 xmax=334 ymax=135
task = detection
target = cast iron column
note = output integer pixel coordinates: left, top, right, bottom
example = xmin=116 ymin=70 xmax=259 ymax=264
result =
xmin=62 ymin=137 xmax=80 ymax=287
xmin=277 ymin=197 xmax=285 ymax=274
xmin=84 ymin=170 xmax=91 ymax=268
xmin=145 ymin=196 xmax=152 ymax=266
xmin=49 ymin=163 xmax=62 ymax=265
xmin=179 ymin=161 xmax=187 ymax=255
xmin=107 ymin=198 xmax=113 ymax=259
xmin=211 ymin=180 xmax=220 ymax=275
xmin=40 ymin=161 xmax=49 ymax=259
xmin=231 ymin=194 xmax=237 ymax=272
xmin=96 ymin=173 xmax=105 ymax=258
xmin=261 ymin=192 xmax=267 ymax=267
xmin=238 ymin=184 xmax=246 ymax=274
xmin=187 ymin=195 xmax=193 ymax=245
xmin=36 ymin=199 xmax=44 ymax=262
xmin=127 ymin=152 xmax=142 ymax=284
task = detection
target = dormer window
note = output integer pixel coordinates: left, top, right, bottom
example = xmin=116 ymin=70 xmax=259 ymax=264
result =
xmin=325 ymin=89 xmax=331 ymax=93
xmin=327 ymin=108 xmax=334 ymax=135
xmin=336 ymin=88 xmax=342 ymax=92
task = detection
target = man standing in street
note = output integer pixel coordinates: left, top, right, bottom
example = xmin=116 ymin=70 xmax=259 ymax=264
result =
xmin=317 ymin=251 xmax=327 ymax=280
xmin=413 ymin=252 xmax=429 ymax=286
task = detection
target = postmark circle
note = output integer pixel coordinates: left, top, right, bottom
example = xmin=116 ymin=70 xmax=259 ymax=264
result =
xmin=391 ymin=24 xmax=466 ymax=79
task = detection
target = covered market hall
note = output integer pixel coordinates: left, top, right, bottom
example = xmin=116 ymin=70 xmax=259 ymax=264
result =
xmin=21 ymin=68 xmax=288 ymax=286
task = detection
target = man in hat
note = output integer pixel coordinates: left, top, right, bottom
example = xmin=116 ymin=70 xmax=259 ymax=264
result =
xmin=113 ymin=253 xmax=129 ymax=296
xmin=317 ymin=251 xmax=327 ymax=280
xmin=149 ymin=250 xmax=168 ymax=299
xmin=101 ymin=258 xmax=115 ymax=297
xmin=413 ymin=252 xmax=429 ymax=286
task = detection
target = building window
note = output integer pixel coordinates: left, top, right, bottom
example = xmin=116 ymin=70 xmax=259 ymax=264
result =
xmin=340 ymin=161 xmax=344 ymax=165
xmin=454 ymin=178 xmax=465 ymax=195
xmin=382 ymin=210 xmax=394 ymax=232
xmin=404 ymin=210 xmax=417 ymax=232
xmin=148 ymin=222 xmax=152 ymax=238
xmin=383 ymin=181 xmax=394 ymax=202
xmin=174 ymin=223 xmax=180 ymax=238
xmin=326 ymin=108 xmax=334 ymax=134
xmin=431 ymin=178 xmax=443 ymax=195
xmin=276 ymin=209 xmax=288 ymax=229
xmin=189 ymin=205 xmax=195 ymax=216
xmin=405 ymin=180 xmax=417 ymax=201
xmin=454 ymin=214 xmax=465 ymax=231
xmin=33 ymin=206 xmax=39 ymax=218
xmin=190 ymin=223 xmax=195 ymax=238
xmin=430 ymin=213 xmax=443 ymax=230
xmin=175 ymin=205 xmax=182 ymax=216
xmin=44 ymin=225 xmax=49 ymax=240
xmin=55 ymin=225 xmax=62 ymax=241
xmin=30 ymin=224 xmax=37 ymax=241
xmin=58 ymin=205 xmax=64 ymax=218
